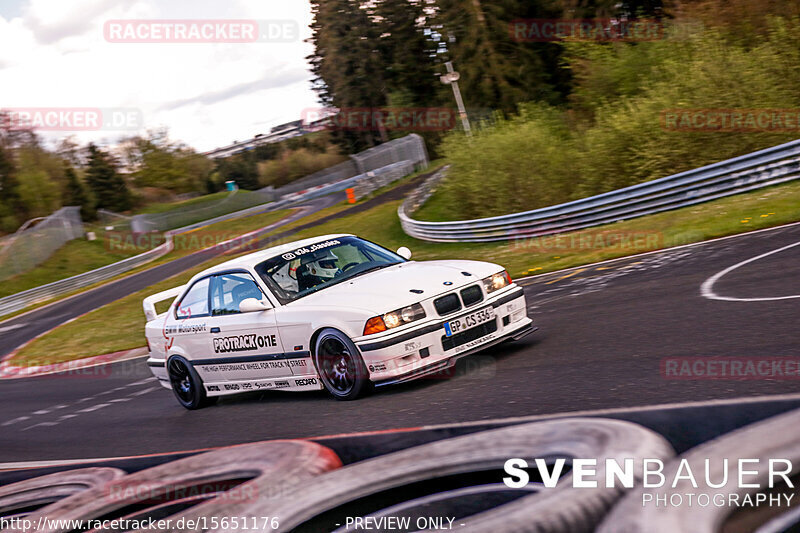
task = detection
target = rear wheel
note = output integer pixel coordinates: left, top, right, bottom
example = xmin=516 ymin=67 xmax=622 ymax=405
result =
xmin=167 ymin=356 xmax=216 ymax=410
xmin=314 ymin=329 xmax=371 ymax=401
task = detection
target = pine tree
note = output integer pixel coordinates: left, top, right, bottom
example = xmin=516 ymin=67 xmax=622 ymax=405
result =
xmin=85 ymin=144 xmax=131 ymax=212
xmin=373 ymin=0 xmax=442 ymax=108
xmin=308 ymin=0 xmax=389 ymax=152
xmin=63 ymin=164 xmax=94 ymax=221
xmin=431 ymin=0 xmax=565 ymax=114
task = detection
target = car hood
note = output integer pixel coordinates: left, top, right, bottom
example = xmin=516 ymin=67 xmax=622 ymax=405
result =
xmin=292 ymin=260 xmax=501 ymax=313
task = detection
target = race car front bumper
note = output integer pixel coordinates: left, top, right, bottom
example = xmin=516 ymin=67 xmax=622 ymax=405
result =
xmin=354 ymin=286 xmax=535 ymax=385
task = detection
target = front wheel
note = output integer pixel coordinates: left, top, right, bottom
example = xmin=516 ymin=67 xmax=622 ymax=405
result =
xmin=314 ymin=329 xmax=371 ymax=401
xmin=167 ymin=356 xmax=217 ymax=410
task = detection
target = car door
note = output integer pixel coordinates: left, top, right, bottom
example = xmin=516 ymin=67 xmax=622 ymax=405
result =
xmin=166 ymin=276 xmax=212 ymax=359
xmin=199 ymin=271 xmax=291 ymax=391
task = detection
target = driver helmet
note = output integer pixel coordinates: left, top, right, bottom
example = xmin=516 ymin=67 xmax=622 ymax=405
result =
xmin=306 ymin=250 xmax=339 ymax=279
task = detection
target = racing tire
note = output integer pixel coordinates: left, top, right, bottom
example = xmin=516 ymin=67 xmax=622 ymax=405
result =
xmin=0 ymin=468 xmax=126 ymax=520
xmin=167 ymin=355 xmax=216 ymax=410
xmin=259 ymin=417 xmax=674 ymax=532
xmin=314 ymin=328 xmax=371 ymax=401
xmin=15 ymin=441 xmax=342 ymax=533
xmin=597 ymin=407 xmax=800 ymax=533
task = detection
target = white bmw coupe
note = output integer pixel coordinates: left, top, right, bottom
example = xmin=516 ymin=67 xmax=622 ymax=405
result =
xmin=143 ymin=234 xmax=535 ymax=408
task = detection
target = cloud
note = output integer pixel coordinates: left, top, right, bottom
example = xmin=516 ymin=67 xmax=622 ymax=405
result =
xmin=23 ymin=0 xmax=140 ymax=44
xmin=2 ymin=0 xmax=318 ymax=151
xmin=158 ymin=68 xmax=310 ymax=111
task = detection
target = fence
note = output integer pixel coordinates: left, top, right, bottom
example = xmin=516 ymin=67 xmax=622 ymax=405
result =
xmin=0 ymin=160 xmax=418 ymax=318
xmin=399 ymin=139 xmax=800 ymax=242
xmin=351 ymin=134 xmax=429 ymax=175
xmin=130 ymin=189 xmax=277 ymax=233
xmin=97 ymin=209 xmax=133 ymax=232
xmin=0 ymin=207 xmax=84 ymax=281
xmin=352 ymin=161 xmax=417 ymax=200
xmin=133 ymin=134 xmax=429 ymax=233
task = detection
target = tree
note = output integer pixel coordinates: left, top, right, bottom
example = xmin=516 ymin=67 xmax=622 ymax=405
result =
xmin=308 ymin=0 xmax=390 ymax=152
xmin=63 ymin=164 xmax=94 ymax=221
xmin=85 ymin=144 xmax=131 ymax=212
xmin=373 ymin=0 xmax=442 ymax=108
xmin=122 ymin=130 xmax=213 ymax=194
xmin=0 ymin=143 xmax=23 ymax=232
xmin=430 ymin=0 xmax=565 ymax=115
xmin=216 ymin=155 xmax=260 ymax=190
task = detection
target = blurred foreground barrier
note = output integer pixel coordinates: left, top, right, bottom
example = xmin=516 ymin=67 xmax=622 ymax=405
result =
xmin=3 ymin=401 xmax=800 ymax=531
xmin=400 ymin=139 xmax=800 ymax=242
xmin=3 ymin=441 xmax=341 ymax=533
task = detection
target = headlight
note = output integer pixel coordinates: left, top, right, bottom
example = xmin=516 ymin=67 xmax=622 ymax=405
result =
xmin=364 ymin=303 xmax=426 ymax=335
xmin=482 ymin=271 xmax=512 ymax=294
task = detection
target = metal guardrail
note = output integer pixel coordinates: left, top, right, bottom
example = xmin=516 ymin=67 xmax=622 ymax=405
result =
xmin=399 ymin=139 xmax=800 ymax=242
xmin=0 ymin=161 xmax=417 ymax=319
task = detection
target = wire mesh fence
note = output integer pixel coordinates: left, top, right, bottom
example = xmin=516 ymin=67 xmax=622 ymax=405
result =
xmin=0 ymin=207 xmax=84 ymax=281
xmin=351 ymin=134 xmax=429 ymax=175
xmin=132 ymin=134 xmax=429 ymax=233
xmin=130 ymin=189 xmax=278 ymax=233
xmin=97 ymin=209 xmax=133 ymax=232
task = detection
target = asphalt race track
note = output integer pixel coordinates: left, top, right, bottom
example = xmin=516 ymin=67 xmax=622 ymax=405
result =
xmin=1 ymin=221 xmax=798 ymax=462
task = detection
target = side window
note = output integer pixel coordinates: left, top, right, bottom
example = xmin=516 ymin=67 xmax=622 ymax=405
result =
xmin=176 ymin=278 xmax=211 ymax=319
xmin=211 ymin=273 xmax=265 ymax=316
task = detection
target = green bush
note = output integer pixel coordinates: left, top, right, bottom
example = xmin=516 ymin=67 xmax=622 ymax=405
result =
xmin=428 ymin=18 xmax=800 ymax=221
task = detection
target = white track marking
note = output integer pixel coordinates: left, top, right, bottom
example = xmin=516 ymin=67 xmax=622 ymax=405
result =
xmin=1 ymin=379 xmax=160 ymax=429
xmin=77 ymin=403 xmax=111 ymax=413
xmin=0 ymin=323 xmax=25 ymax=333
xmin=515 ymin=219 xmax=800 ymax=284
xmin=700 ymin=241 xmax=800 ymax=302
xmin=22 ymin=421 xmax=59 ymax=431
xmin=127 ymin=377 xmax=156 ymax=387
xmin=129 ymin=386 xmax=158 ymax=397
xmin=1 ymin=416 xmax=30 ymax=427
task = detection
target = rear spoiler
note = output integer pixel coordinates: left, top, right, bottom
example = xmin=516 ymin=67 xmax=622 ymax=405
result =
xmin=143 ymin=285 xmax=185 ymax=322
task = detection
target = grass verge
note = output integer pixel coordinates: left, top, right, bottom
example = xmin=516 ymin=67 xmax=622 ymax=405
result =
xmin=9 ymin=178 xmax=799 ymax=367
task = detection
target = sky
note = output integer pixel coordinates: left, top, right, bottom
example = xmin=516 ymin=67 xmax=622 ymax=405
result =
xmin=0 ymin=0 xmax=318 ymax=152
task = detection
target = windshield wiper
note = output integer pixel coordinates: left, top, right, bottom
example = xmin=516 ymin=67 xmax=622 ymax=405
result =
xmin=348 ymin=262 xmax=397 ymax=280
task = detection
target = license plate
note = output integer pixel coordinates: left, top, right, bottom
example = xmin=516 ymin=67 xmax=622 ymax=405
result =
xmin=444 ymin=307 xmax=495 ymax=337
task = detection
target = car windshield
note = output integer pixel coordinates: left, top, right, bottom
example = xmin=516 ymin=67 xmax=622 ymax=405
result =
xmin=254 ymin=236 xmax=405 ymax=304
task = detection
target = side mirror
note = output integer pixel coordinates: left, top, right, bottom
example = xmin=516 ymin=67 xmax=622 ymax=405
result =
xmin=397 ymin=246 xmax=412 ymax=260
xmin=239 ymin=298 xmax=271 ymax=313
